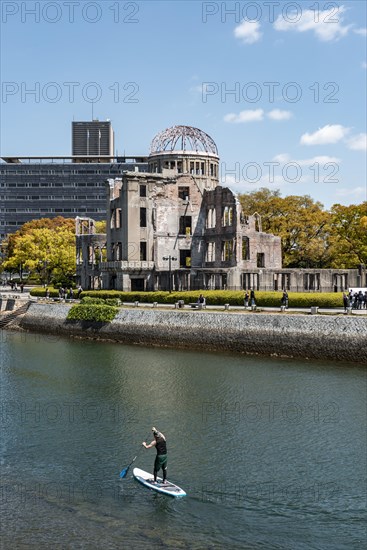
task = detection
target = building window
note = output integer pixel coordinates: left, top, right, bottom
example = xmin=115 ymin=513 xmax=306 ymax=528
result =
xmin=114 ymin=208 xmax=122 ymax=229
xmin=179 ymin=250 xmax=191 ymax=268
xmin=178 ymin=187 xmax=190 ymax=200
xmin=222 ymin=206 xmax=233 ymax=226
xmin=206 ymin=208 xmax=216 ymax=229
xmin=304 ymin=273 xmax=320 ymax=291
xmin=222 ymin=240 xmax=234 ymax=261
xmin=206 ymin=242 xmax=215 ymax=262
xmin=179 ymin=216 xmax=192 ymax=235
xmin=257 ymin=253 xmax=265 ymax=268
xmin=243 ymin=273 xmax=259 ymax=291
xmin=140 ymin=242 xmax=147 ymax=261
xmin=131 ymin=278 xmax=145 ymax=291
xmin=140 ymin=185 xmax=147 ymax=197
xmin=242 ymin=237 xmax=250 ymax=260
xmin=140 ymin=207 xmax=147 ymax=227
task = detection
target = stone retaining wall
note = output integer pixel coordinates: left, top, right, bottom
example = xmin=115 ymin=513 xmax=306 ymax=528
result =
xmin=16 ymin=303 xmax=367 ymax=364
xmin=0 ymin=295 xmax=29 ymax=312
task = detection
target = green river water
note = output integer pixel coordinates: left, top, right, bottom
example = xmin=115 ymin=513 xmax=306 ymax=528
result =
xmin=0 ymin=330 xmax=366 ymax=549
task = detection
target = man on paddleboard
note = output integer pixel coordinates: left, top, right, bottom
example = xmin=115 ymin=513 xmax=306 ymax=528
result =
xmin=142 ymin=427 xmax=168 ymax=484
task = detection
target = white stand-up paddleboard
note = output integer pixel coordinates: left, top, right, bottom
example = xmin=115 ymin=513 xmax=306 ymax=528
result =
xmin=133 ymin=468 xmax=186 ymax=497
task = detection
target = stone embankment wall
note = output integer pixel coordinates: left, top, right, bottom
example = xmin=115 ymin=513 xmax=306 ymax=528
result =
xmin=0 ymin=294 xmax=29 ymax=312
xmin=16 ymin=303 xmax=367 ymax=364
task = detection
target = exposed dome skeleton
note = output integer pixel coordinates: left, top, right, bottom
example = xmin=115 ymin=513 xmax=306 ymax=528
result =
xmin=150 ymin=125 xmax=218 ymax=156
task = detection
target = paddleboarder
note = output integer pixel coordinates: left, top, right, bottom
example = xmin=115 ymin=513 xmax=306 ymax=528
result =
xmin=142 ymin=427 xmax=168 ymax=484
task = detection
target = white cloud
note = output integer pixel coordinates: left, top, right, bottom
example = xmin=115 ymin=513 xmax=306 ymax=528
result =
xmin=267 ymin=109 xmax=293 ymax=121
xmin=234 ymin=20 xmax=262 ymax=44
xmin=220 ymin=155 xmax=342 ymax=193
xmin=362 ymin=61 xmax=367 ymax=69
xmin=224 ymin=109 xmax=294 ymax=123
xmin=295 ymin=155 xmax=340 ymax=166
xmin=224 ymin=109 xmax=264 ymax=123
xmin=272 ymin=153 xmax=291 ymax=163
xmin=354 ymin=28 xmax=367 ymax=36
xmin=300 ymin=124 xmax=349 ymax=145
xmin=347 ymin=133 xmax=367 ymax=151
xmin=274 ymin=5 xmax=352 ymax=42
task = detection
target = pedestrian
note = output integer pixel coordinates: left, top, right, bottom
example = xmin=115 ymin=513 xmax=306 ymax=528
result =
xmin=281 ymin=289 xmax=289 ymax=309
xmin=69 ymin=287 xmax=74 ymax=299
xmin=197 ymin=293 xmax=206 ymax=306
xmin=46 ymin=287 xmax=50 ymax=299
xmin=77 ymin=285 xmax=83 ymax=299
xmin=250 ymin=288 xmax=256 ymax=307
xmin=342 ymin=292 xmax=349 ymax=312
xmin=244 ymin=290 xmax=249 ymax=309
xmin=142 ymin=427 xmax=168 ymax=484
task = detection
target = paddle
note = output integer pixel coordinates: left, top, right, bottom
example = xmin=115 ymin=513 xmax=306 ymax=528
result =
xmin=119 ymin=455 xmax=137 ymax=479
xmin=119 ymin=433 xmax=151 ymax=479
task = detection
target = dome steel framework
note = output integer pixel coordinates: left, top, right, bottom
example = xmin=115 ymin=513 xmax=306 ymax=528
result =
xmin=150 ymin=125 xmax=218 ymax=156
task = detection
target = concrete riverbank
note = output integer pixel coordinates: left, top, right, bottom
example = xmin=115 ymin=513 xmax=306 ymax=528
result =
xmin=10 ymin=302 xmax=367 ymax=364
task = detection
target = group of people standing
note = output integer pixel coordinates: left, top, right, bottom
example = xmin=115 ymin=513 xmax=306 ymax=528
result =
xmin=44 ymin=285 xmax=83 ymax=300
xmin=244 ymin=289 xmax=256 ymax=308
xmin=343 ymin=290 xmax=367 ymax=311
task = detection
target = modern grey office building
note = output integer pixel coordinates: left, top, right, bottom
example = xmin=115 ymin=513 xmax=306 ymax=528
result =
xmin=0 ymin=156 xmax=148 ymax=240
xmin=72 ymin=120 xmax=115 ymax=161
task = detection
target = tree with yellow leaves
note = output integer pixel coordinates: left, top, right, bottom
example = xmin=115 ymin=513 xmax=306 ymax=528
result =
xmin=1 ymin=217 xmax=75 ymax=284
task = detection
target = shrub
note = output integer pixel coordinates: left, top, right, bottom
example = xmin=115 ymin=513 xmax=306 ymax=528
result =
xmin=67 ymin=304 xmax=118 ymax=323
xmin=81 ymin=296 xmax=106 ymax=305
xmin=30 ymin=287 xmax=59 ymax=298
xmin=79 ymin=290 xmax=343 ymax=308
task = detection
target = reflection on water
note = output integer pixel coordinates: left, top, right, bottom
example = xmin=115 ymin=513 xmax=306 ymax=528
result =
xmin=1 ymin=330 xmax=366 ymax=549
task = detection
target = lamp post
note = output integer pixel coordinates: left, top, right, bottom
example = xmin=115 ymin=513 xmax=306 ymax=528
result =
xmin=163 ymin=255 xmax=177 ymax=293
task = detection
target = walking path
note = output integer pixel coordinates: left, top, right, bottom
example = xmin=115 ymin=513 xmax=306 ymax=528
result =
xmin=1 ymin=287 xmax=366 ymax=315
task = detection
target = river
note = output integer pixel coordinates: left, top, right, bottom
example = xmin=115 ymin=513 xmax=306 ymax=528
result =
xmin=0 ymin=330 xmax=365 ymax=549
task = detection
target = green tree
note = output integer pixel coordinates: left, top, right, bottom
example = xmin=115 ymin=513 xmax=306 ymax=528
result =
xmin=328 ymin=202 xmax=367 ymax=268
xmin=1 ymin=217 xmax=76 ymax=283
xmin=95 ymin=220 xmax=106 ymax=233
xmin=239 ymin=188 xmax=331 ymax=267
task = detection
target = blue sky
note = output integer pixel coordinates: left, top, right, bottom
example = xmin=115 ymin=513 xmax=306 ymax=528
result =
xmin=1 ymin=0 xmax=366 ymax=208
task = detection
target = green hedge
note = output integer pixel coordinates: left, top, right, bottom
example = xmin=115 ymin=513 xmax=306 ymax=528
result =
xmin=31 ymin=287 xmax=344 ymax=308
xmin=30 ymin=287 xmax=59 ymax=298
xmin=79 ymin=290 xmax=343 ymax=308
xmin=67 ymin=304 xmax=118 ymax=322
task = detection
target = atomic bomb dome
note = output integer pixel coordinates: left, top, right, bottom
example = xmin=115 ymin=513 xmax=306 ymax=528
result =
xmin=148 ymin=125 xmax=219 ymax=185
xmin=150 ymin=125 xmax=218 ymax=156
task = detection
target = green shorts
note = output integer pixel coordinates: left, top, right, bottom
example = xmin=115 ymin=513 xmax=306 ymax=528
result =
xmin=154 ymin=454 xmax=168 ymax=471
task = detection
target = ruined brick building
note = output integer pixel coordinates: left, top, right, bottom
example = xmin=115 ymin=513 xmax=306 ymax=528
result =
xmin=77 ymin=125 xmax=282 ymax=291
xmin=76 ymin=125 xmax=366 ymax=292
